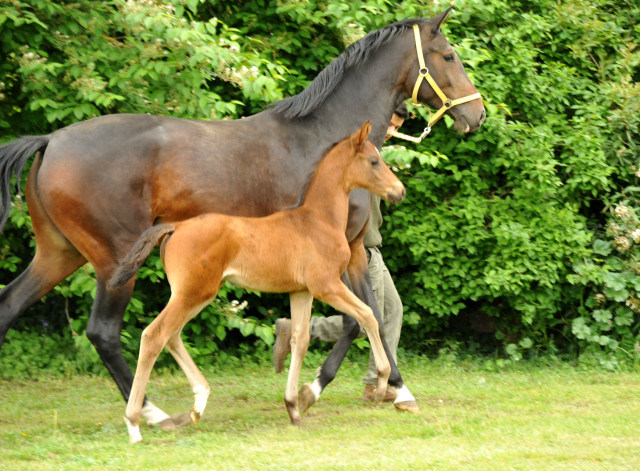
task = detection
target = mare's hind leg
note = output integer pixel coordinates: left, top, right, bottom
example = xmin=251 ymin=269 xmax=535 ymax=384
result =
xmin=0 ymin=154 xmax=87 ymax=347
xmin=0 ymin=246 xmax=86 ymax=345
xmin=284 ymin=291 xmax=313 ymax=425
xmin=86 ymin=277 xmax=172 ymax=420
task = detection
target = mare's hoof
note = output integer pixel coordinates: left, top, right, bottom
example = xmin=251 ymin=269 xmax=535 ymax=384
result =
xmin=394 ymin=400 xmax=420 ymax=414
xmin=155 ymin=411 xmax=194 ymax=430
xmin=298 ymin=384 xmax=317 ymax=413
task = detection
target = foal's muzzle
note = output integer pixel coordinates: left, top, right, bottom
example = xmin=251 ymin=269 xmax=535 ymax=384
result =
xmin=386 ymin=182 xmax=406 ymax=204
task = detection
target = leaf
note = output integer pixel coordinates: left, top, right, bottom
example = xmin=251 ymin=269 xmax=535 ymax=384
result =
xmin=614 ymin=308 xmax=634 ymax=327
xmin=571 ymin=317 xmax=591 ymax=340
xmin=592 ymin=239 xmax=612 ymax=256
xmin=592 ymin=309 xmax=612 ymax=323
xmin=239 ymin=322 xmax=255 ymax=337
xmin=519 ymin=337 xmax=533 ymax=349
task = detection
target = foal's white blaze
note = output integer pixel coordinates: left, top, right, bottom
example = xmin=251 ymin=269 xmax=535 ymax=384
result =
xmin=141 ymin=400 xmax=171 ymax=425
xmin=393 ymin=385 xmax=416 ymax=404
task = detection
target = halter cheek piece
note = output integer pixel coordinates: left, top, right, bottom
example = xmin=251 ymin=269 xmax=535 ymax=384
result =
xmin=388 ymin=24 xmax=482 ymax=144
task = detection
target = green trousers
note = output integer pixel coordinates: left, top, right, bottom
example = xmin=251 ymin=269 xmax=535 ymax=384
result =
xmin=308 ymin=247 xmax=403 ymax=386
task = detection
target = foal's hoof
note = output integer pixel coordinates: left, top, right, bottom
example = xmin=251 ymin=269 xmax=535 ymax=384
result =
xmin=190 ymin=409 xmax=202 ymax=425
xmin=155 ymin=411 xmax=194 ymax=430
xmin=298 ymin=383 xmax=317 ymax=413
xmin=394 ymin=400 xmax=420 ymax=414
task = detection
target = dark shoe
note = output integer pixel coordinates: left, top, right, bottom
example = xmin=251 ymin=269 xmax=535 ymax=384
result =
xmin=362 ymin=384 xmax=397 ymax=403
xmin=273 ymin=318 xmax=291 ymax=373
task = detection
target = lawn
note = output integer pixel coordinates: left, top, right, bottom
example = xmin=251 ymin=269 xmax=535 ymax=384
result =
xmin=1 ymin=357 xmax=638 ymax=470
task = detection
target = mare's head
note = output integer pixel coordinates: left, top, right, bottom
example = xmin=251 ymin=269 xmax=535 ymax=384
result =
xmin=408 ymin=9 xmax=485 ymax=133
xmin=344 ymin=122 xmax=405 ymax=204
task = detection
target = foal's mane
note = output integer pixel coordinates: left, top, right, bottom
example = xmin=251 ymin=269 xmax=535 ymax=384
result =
xmin=272 ymin=18 xmax=427 ymax=120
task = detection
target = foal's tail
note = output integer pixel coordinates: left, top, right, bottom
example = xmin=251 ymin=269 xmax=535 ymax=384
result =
xmin=0 ymin=135 xmax=50 ymax=232
xmin=109 ymin=223 xmax=176 ymax=288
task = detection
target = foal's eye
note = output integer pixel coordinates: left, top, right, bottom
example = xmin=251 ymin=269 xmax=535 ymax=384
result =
xmin=369 ymin=156 xmax=380 ymax=166
xmin=444 ymin=54 xmax=455 ymax=63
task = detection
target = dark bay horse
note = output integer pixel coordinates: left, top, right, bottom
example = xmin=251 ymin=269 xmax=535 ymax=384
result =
xmin=110 ymin=122 xmax=405 ymax=442
xmin=0 ymin=9 xmax=484 ymax=424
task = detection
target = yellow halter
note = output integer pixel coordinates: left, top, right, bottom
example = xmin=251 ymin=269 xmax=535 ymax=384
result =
xmin=389 ymin=24 xmax=482 ymax=144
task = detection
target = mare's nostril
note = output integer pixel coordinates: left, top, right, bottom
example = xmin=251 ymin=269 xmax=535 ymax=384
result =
xmin=479 ymin=109 xmax=487 ymax=125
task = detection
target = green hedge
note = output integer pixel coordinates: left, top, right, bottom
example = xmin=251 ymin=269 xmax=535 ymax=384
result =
xmin=0 ymin=0 xmax=638 ymax=375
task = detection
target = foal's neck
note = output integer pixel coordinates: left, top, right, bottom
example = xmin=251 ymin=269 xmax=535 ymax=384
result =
xmin=299 ymin=146 xmax=353 ymax=230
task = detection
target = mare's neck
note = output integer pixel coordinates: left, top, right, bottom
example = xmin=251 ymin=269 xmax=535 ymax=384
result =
xmin=283 ymin=28 xmax=415 ymax=150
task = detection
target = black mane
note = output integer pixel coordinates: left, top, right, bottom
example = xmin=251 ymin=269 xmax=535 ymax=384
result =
xmin=272 ymin=18 xmax=427 ymax=119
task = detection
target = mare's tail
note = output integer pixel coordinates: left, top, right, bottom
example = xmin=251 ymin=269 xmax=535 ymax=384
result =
xmin=0 ymin=135 xmax=50 ymax=232
xmin=109 ymin=224 xmax=176 ymax=288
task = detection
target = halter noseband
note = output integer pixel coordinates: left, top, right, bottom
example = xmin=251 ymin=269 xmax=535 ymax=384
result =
xmin=389 ymin=23 xmax=482 ymax=144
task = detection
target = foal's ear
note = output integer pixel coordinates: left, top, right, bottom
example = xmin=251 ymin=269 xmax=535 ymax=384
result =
xmin=353 ymin=121 xmax=372 ymax=150
xmin=430 ymin=7 xmax=453 ymax=35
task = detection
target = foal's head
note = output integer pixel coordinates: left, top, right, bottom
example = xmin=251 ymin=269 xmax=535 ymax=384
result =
xmin=344 ymin=122 xmax=405 ymax=204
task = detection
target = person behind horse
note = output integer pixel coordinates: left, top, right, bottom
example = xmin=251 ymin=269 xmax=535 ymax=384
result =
xmin=273 ymin=103 xmax=408 ymax=403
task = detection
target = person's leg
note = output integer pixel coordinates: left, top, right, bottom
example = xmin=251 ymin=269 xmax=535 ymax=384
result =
xmin=275 ymin=315 xmax=358 ymax=372
xmin=362 ymin=248 xmax=403 ymax=399
xmin=309 ymin=315 xmax=348 ymax=342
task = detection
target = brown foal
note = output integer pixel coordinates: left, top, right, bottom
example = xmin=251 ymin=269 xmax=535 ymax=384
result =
xmin=109 ymin=122 xmax=405 ymax=443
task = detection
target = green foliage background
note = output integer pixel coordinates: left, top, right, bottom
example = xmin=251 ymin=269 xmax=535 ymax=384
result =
xmin=0 ymin=0 xmax=639 ymax=376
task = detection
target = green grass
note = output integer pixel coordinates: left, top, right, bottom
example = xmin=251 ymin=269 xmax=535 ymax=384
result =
xmin=1 ymin=357 xmax=639 ymax=470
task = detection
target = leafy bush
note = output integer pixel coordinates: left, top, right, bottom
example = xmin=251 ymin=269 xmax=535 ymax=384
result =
xmin=383 ymin=0 xmax=639 ymax=367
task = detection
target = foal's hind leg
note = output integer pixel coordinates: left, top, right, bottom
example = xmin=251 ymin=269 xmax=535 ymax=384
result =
xmin=125 ymin=293 xmax=208 ymax=443
xmin=157 ymin=330 xmax=210 ymax=430
xmin=284 ymin=291 xmax=313 ymax=425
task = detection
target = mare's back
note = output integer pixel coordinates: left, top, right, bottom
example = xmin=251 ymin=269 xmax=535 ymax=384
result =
xmin=37 ymin=112 xmax=317 ymax=227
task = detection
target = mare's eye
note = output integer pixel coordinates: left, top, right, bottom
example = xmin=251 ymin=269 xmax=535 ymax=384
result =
xmin=444 ymin=54 xmax=455 ymax=63
xmin=369 ymin=156 xmax=380 ymax=166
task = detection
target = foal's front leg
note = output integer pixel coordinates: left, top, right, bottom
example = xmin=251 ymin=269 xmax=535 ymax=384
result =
xmin=315 ymin=280 xmax=391 ymax=400
xmin=300 ymin=241 xmax=419 ymax=414
xmin=284 ymin=291 xmax=313 ymax=425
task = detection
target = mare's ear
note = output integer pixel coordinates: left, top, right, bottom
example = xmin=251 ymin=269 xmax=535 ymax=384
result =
xmin=353 ymin=121 xmax=372 ymax=150
xmin=430 ymin=7 xmax=453 ymax=35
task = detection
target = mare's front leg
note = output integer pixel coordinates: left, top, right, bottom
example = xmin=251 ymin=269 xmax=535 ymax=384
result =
xmin=284 ymin=291 xmax=313 ymax=425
